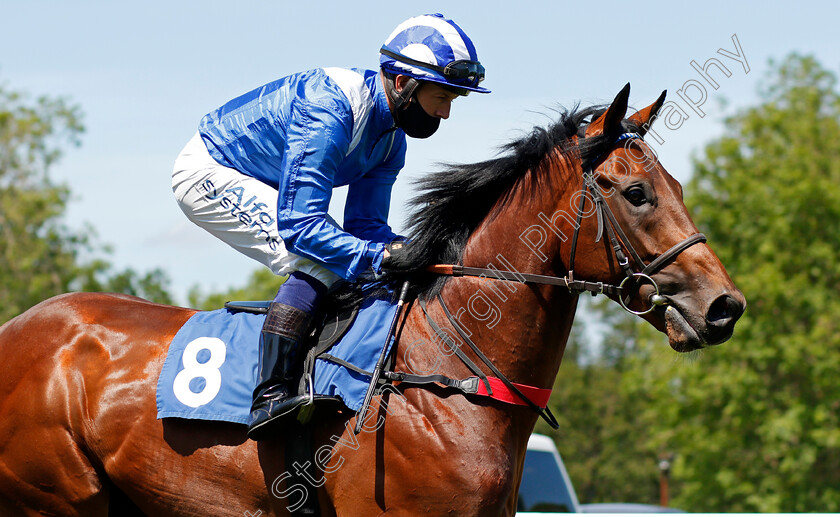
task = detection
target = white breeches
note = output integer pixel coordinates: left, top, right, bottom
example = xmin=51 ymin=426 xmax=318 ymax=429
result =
xmin=171 ymin=132 xmax=341 ymax=287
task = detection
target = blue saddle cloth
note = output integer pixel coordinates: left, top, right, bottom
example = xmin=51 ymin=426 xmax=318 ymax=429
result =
xmin=156 ymin=295 xmax=398 ymax=424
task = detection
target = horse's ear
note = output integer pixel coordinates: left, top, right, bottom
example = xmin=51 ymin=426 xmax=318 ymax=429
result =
xmin=629 ymin=90 xmax=667 ymax=137
xmin=585 ymin=83 xmax=631 ymax=138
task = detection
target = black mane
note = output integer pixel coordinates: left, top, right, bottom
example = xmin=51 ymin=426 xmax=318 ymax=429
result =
xmin=332 ymin=104 xmax=642 ymax=306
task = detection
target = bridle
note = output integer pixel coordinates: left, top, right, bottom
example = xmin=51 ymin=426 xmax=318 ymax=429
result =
xmin=429 ymin=131 xmax=707 ymax=315
xmin=404 ymin=131 xmax=708 ymax=429
xmin=569 ymin=131 xmax=707 ymax=313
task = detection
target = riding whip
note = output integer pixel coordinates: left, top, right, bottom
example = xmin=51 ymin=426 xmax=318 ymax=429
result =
xmin=354 ymin=280 xmax=410 ymax=434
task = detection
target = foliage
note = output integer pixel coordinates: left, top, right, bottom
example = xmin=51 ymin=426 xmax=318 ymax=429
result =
xmin=655 ymin=53 xmax=840 ymax=513
xmin=0 ymin=78 xmax=173 ymax=322
xmin=539 ymin=54 xmax=840 ymax=512
xmin=188 ymin=267 xmax=285 ymax=310
xmin=0 ymin=79 xmax=93 ymax=322
xmin=81 ymin=267 xmax=175 ymax=305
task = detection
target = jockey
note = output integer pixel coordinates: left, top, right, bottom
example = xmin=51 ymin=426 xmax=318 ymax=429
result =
xmin=171 ymin=13 xmax=489 ymax=440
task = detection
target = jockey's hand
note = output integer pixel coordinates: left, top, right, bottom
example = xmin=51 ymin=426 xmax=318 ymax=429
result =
xmin=379 ymin=240 xmax=410 ymax=274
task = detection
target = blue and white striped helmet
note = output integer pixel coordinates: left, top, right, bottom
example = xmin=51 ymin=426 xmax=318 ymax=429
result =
xmin=380 ymin=13 xmax=490 ymax=95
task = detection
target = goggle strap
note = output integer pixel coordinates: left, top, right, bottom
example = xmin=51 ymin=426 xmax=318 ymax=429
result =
xmin=381 ymin=46 xmax=444 ymax=76
xmin=380 ymin=46 xmax=482 ymax=85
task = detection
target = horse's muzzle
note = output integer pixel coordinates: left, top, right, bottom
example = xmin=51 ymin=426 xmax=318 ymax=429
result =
xmin=703 ymin=293 xmax=746 ymax=345
xmin=663 ymin=289 xmax=746 ymax=351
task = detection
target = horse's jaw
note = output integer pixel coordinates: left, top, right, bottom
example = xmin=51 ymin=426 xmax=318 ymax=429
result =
xmin=658 ymin=299 xmax=740 ymax=352
xmin=639 ymin=302 xmax=716 ymax=353
xmin=635 ymin=272 xmax=745 ymax=353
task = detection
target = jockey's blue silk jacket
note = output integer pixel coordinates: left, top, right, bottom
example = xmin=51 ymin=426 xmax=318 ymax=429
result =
xmin=199 ymin=67 xmax=406 ymax=281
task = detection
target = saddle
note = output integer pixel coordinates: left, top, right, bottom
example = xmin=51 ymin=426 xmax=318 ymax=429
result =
xmin=222 ymin=295 xmax=376 ymax=517
xmin=222 ymin=284 xmax=557 ymax=429
xmin=224 ymin=287 xmax=393 ymax=423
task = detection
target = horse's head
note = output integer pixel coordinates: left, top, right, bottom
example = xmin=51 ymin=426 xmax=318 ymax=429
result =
xmin=394 ymin=83 xmax=744 ymax=352
xmin=570 ymin=84 xmax=746 ymax=352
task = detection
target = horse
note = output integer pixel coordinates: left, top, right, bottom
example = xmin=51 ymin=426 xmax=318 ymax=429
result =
xmin=0 ymin=84 xmax=745 ymax=516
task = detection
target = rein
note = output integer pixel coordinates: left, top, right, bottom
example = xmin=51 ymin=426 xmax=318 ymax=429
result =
xmin=411 ymin=132 xmax=707 ymax=428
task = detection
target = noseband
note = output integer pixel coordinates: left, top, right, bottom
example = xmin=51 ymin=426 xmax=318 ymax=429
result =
xmin=429 ymin=132 xmax=707 ymax=315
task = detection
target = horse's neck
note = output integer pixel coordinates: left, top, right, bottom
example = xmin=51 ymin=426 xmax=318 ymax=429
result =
xmin=438 ymin=278 xmax=578 ymax=389
xmin=448 ymin=162 xmax=581 ymax=388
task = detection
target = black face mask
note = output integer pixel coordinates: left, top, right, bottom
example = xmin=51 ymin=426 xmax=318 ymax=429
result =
xmin=396 ymin=97 xmax=441 ymax=139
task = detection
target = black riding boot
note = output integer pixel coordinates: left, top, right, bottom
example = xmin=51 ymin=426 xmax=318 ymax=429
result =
xmin=247 ymin=302 xmax=313 ymax=441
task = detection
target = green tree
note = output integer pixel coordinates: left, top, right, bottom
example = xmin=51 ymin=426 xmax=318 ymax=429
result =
xmin=0 ymin=79 xmax=95 ymax=322
xmin=539 ymin=298 xmax=670 ymax=505
xmin=188 ymin=268 xmax=285 ymax=310
xmin=81 ymin=267 xmax=175 ymax=305
xmin=0 ymin=79 xmax=173 ymax=321
xmin=633 ymin=54 xmax=840 ymax=512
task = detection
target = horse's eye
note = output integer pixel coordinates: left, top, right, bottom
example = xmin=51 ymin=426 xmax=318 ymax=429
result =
xmin=624 ymin=187 xmax=647 ymax=206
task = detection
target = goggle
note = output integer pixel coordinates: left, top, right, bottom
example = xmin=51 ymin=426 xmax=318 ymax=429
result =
xmin=380 ymin=46 xmax=485 ymax=88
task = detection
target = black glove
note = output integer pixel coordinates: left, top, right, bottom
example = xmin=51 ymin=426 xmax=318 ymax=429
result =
xmin=379 ymin=240 xmax=410 ymax=273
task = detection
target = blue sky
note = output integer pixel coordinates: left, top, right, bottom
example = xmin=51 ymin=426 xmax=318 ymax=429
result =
xmin=2 ymin=1 xmax=838 ymax=304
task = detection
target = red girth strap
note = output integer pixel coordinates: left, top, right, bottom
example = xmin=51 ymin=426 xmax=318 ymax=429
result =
xmin=477 ymin=376 xmax=553 ymax=408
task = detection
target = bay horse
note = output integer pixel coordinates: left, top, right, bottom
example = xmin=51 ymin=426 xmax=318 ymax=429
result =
xmin=0 ymin=84 xmax=745 ymax=516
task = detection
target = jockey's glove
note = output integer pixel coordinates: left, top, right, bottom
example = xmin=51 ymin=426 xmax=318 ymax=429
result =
xmin=379 ymin=240 xmax=411 ymax=274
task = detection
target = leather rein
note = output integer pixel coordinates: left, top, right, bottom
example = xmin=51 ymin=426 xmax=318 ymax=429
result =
xmin=410 ymin=132 xmax=707 ymax=428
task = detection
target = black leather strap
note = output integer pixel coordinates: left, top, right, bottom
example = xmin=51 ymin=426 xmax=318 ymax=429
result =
xmin=435 ymin=295 xmax=559 ymax=429
xmin=642 ymin=233 xmax=707 ymax=275
xmin=285 ymin=422 xmax=321 ymax=516
xmin=437 ymin=265 xmax=623 ymax=297
xmin=384 ymin=371 xmax=481 ymax=394
xmin=418 ymin=296 xmax=493 ymax=394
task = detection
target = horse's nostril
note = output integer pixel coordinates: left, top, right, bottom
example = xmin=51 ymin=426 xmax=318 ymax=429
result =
xmin=707 ymin=294 xmax=744 ymax=326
